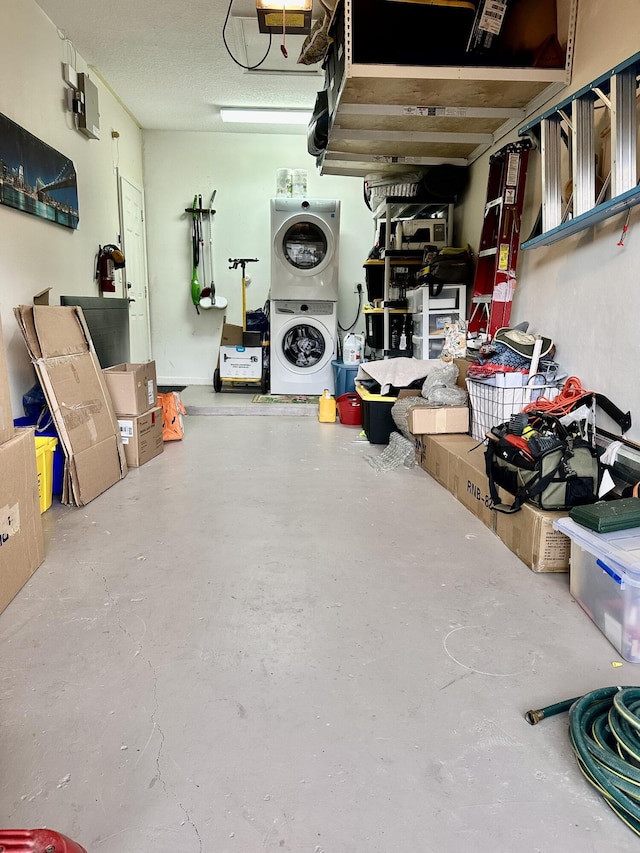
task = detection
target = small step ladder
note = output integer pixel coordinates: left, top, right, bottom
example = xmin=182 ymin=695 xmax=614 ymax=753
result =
xmin=468 ymin=139 xmax=531 ymax=337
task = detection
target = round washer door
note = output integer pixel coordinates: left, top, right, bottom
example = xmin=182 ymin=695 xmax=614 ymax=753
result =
xmin=273 ymin=213 xmax=336 ymax=278
xmin=274 ymin=315 xmax=334 ymax=376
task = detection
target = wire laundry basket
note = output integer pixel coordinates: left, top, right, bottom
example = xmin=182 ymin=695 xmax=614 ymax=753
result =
xmin=466 ymin=374 xmax=561 ymax=442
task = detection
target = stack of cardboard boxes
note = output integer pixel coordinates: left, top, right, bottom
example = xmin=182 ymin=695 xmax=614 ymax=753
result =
xmin=103 ymin=362 xmax=163 ymax=468
xmin=0 ymin=319 xmax=45 ymax=615
xmin=408 ymin=357 xmax=572 ymax=573
xmin=415 ymin=434 xmax=571 ymax=572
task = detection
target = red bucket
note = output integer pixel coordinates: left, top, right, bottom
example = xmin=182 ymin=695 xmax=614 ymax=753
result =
xmin=336 ymin=392 xmax=362 ymax=426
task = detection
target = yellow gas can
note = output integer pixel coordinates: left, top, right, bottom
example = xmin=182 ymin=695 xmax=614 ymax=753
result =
xmin=318 ymin=389 xmax=336 ymax=423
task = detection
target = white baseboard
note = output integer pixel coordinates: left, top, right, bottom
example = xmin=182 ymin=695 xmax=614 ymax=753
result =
xmin=157 ymin=377 xmax=210 ymax=386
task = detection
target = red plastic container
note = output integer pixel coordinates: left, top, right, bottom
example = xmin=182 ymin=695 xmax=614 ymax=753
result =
xmin=337 ymin=392 xmax=362 ymax=426
xmin=0 ymin=829 xmax=88 ymax=852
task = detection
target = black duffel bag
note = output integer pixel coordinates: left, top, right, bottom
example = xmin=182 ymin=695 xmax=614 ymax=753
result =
xmin=485 ymin=413 xmax=601 ymax=514
xmin=418 ymin=246 xmax=473 ymax=297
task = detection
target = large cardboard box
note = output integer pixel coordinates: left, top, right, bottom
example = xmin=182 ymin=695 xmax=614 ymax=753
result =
xmin=0 ymin=318 xmax=14 ymax=445
xmin=451 ymin=436 xmax=497 ymax=531
xmin=494 ymin=502 xmax=570 ymax=573
xmin=408 ymin=405 xmax=469 ymax=436
xmin=0 ymin=429 xmax=45 ymax=613
xmin=221 ymin=323 xmax=243 ymax=347
xmin=417 ymin=433 xmax=570 ymax=572
xmin=117 ymin=407 xmax=164 ymax=468
xmin=14 ymin=305 xmax=127 ymax=506
xmin=103 ymin=362 xmax=157 ymax=416
xmin=417 ymin=433 xmax=471 ymax=491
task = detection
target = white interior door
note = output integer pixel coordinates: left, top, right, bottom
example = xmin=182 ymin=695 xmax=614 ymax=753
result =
xmin=119 ymin=172 xmax=151 ymax=362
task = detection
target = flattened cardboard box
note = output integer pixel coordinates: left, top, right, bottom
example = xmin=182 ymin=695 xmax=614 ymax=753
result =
xmin=117 ymin=407 xmax=164 ymax=468
xmin=0 ymin=429 xmax=45 ymax=614
xmin=103 ymin=362 xmax=158 ymax=416
xmin=0 ymin=317 xmax=14 ymax=445
xmin=14 ymin=305 xmax=127 ymax=506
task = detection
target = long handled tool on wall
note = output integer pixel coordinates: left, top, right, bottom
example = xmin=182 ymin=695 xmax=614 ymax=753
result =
xmin=190 ymin=194 xmax=202 ymax=314
xmin=199 ymin=190 xmax=227 ymax=310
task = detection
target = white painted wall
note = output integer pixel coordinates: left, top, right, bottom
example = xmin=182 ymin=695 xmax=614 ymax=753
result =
xmin=142 ymin=131 xmax=372 ymax=385
xmin=0 ymin=0 xmax=143 ymax=417
xmin=459 ymin=0 xmax=640 ymax=442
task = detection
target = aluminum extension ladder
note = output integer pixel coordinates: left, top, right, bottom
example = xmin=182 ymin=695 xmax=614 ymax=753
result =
xmin=519 ymin=50 xmax=640 ymax=249
xmin=468 ymin=139 xmax=531 ymax=337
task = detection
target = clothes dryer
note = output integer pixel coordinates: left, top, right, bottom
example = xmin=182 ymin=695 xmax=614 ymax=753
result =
xmin=270 ymin=198 xmax=340 ymax=301
xmin=269 ymin=300 xmax=337 ymax=395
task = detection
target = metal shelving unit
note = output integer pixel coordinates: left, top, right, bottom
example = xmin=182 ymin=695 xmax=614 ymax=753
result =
xmin=373 ymin=197 xmax=455 ymax=358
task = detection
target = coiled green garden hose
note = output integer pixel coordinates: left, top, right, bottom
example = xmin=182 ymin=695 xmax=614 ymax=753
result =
xmin=526 ymin=686 xmax=640 ymax=836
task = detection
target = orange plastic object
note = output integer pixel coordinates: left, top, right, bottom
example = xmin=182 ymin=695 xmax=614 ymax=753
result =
xmin=157 ymin=391 xmax=186 ymax=441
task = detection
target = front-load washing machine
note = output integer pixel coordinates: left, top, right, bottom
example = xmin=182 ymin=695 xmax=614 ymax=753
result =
xmin=270 ymin=300 xmax=337 ymax=395
xmin=270 ymin=198 xmax=340 ymax=301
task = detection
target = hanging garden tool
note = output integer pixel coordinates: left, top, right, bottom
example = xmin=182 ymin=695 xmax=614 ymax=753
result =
xmin=190 ymin=193 xmax=202 ymax=314
xmin=199 ymin=190 xmax=228 ymax=310
xmin=280 ymin=3 xmax=288 ymax=58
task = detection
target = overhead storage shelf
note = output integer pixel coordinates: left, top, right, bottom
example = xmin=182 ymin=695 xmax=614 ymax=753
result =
xmin=316 ymin=0 xmax=577 ymax=179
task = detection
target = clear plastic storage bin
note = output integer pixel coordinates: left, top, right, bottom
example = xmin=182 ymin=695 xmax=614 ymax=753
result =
xmin=554 ymin=517 xmax=640 ymax=662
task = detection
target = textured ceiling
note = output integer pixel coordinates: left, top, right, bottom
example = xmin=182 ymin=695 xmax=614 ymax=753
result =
xmin=35 ymin=0 xmax=324 ymax=133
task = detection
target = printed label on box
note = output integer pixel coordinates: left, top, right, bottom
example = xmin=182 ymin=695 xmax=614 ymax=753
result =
xmin=0 ymin=502 xmax=20 ymax=545
xmin=147 ymin=380 xmax=154 ymax=405
xmin=118 ymin=419 xmax=134 ymax=438
xmin=542 ymin=530 xmax=571 ymax=563
xmin=479 ymin=0 xmax=507 ymax=34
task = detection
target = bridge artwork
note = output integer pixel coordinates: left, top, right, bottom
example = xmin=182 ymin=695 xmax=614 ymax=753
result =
xmin=0 ymin=112 xmax=79 ymax=230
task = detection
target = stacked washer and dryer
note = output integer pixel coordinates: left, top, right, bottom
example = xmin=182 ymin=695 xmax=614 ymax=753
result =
xmin=269 ymin=198 xmax=340 ymax=395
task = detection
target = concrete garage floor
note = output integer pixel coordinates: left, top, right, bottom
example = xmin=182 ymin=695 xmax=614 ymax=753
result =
xmin=1 ymin=413 xmax=639 ymax=852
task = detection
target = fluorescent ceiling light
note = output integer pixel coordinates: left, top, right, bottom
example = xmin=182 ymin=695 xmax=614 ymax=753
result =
xmin=220 ymin=109 xmax=311 ymax=125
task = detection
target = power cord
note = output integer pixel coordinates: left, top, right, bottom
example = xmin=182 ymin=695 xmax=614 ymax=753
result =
xmin=222 ymin=0 xmax=272 ymax=71
xmin=522 ymin=376 xmax=593 ymax=416
xmin=338 ymin=283 xmax=363 ymax=334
